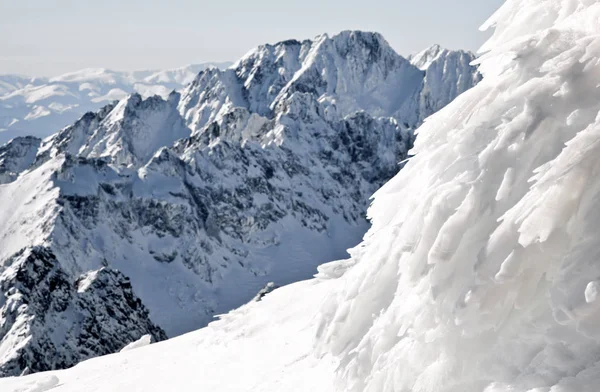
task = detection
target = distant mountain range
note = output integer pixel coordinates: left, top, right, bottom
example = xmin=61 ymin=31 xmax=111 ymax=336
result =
xmin=0 ymin=63 xmax=232 ymax=145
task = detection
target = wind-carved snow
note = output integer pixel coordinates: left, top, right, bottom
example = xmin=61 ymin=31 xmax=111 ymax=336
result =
xmin=0 ymin=31 xmax=479 ymax=377
xmin=0 ymin=63 xmax=231 ymax=145
xmin=315 ymin=2 xmax=600 ymax=391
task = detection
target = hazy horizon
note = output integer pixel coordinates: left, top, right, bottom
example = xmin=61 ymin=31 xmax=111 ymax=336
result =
xmin=0 ymin=0 xmax=503 ymax=77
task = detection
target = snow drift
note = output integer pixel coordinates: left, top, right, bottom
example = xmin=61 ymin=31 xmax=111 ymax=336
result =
xmin=315 ymin=1 xmax=600 ymax=391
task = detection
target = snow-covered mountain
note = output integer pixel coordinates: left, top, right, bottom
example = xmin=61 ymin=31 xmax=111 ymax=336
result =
xmin=4 ymin=1 xmax=598 ymax=391
xmin=0 ymin=63 xmax=232 ymax=145
xmin=0 ymin=31 xmax=479 ymax=376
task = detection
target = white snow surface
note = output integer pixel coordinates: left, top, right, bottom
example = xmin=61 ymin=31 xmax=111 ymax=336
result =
xmin=0 ymin=63 xmax=231 ymax=144
xmin=0 ymin=279 xmax=338 ymax=391
xmin=3 ymin=1 xmax=600 ymax=391
xmin=313 ymin=2 xmax=600 ymax=390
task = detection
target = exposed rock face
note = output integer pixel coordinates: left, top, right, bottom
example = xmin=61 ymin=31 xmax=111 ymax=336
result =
xmin=253 ymin=282 xmax=278 ymax=302
xmin=0 ymin=247 xmax=166 ymax=377
xmin=0 ymin=136 xmax=41 ymax=184
xmin=0 ymin=31 xmax=480 ymax=375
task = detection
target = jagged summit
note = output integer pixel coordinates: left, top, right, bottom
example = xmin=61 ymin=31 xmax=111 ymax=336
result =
xmin=409 ymin=44 xmax=481 ymax=115
xmin=228 ymin=30 xmax=420 ymax=120
xmin=409 ymin=43 xmax=444 ymax=69
xmin=180 ymin=31 xmax=475 ymax=140
xmin=39 ymin=93 xmax=190 ymax=168
xmin=235 ymin=30 xmax=396 ymax=69
xmin=410 ymin=43 xmax=479 ymax=69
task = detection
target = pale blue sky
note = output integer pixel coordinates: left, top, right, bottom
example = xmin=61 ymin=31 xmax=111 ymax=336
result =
xmin=0 ymin=0 xmax=503 ymax=76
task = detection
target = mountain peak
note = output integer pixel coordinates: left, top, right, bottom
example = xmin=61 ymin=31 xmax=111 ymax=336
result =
xmin=409 ymin=44 xmax=477 ymax=70
xmin=410 ymin=44 xmax=481 ymax=116
xmin=204 ymin=30 xmax=422 ymax=129
xmin=41 ymin=93 xmax=189 ymax=168
xmin=409 ymin=44 xmax=445 ymax=70
xmin=329 ymin=30 xmax=390 ymax=48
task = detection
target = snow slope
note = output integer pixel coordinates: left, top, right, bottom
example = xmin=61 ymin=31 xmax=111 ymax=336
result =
xmin=0 ymin=63 xmax=231 ymax=145
xmin=0 ymin=31 xmax=479 ymax=376
xmin=0 ymin=279 xmax=337 ymax=391
xmin=2 ymin=1 xmax=600 ymax=391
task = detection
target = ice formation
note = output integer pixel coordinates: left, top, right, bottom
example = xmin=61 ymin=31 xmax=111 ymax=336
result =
xmin=315 ymin=1 xmax=600 ymax=391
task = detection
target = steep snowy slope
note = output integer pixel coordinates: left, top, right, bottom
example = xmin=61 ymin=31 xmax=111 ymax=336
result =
xmin=0 ymin=63 xmax=231 ymax=145
xmin=3 ymin=1 xmax=600 ymax=391
xmin=0 ymin=31 xmax=479 ymax=376
xmin=315 ymin=3 xmax=600 ymax=388
xmin=0 ymin=279 xmax=335 ymax=390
